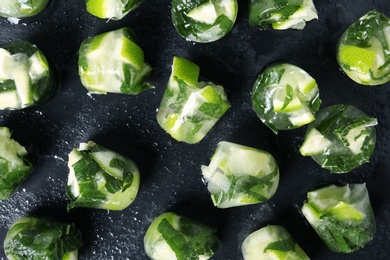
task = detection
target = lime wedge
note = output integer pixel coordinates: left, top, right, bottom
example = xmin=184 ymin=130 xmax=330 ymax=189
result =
xmin=0 ymin=48 xmax=13 ymax=80
xmin=307 ymin=185 xmax=348 ymax=202
xmin=200 ymin=85 xmax=220 ymax=103
xmin=163 ymin=113 xmax=179 ymax=130
xmin=85 ymin=33 xmax=107 ymax=56
xmin=298 ymin=78 xmax=317 ymax=94
xmin=339 ymin=45 xmax=376 ymax=74
xmin=62 ymin=251 xmax=78 ymax=260
xmin=273 ymin=86 xmax=303 ymax=112
xmin=213 ymin=0 xmax=237 ymax=20
xmin=300 ymin=128 xmax=332 ymax=156
xmin=301 ymin=203 xmax=322 ymax=222
xmin=187 ymin=1 xmax=217 ymax=24
xmin=90 ymin=150 xmax=124 ymax=180
xmin=0 ymin=91 xmax=19 ymax=110
xmin=266 ymin=249 xmax=288 ymax=259
xmin=289 ymin=111 xmax=315 ymax=126
xmin=28 ymin=51 xmax=49 ymax=81
xmin=326 ymin=201 xmax=365 ymax=221
xmin=14 ymin=68 xmax=32 ymax=106
xmin=86 ymin=0 xmax=107 ymax=18
xmin=172 ymin=56 xmax=200 ymax=86
xmin=120 ymin=36 xmax=144 ymax=71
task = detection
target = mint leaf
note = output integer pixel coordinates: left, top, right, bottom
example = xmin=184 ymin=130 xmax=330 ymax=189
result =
xmin=157 ymin=219 xmax=198 ymax=260
xmin=264 ymin=238 xmax=296 ymax=253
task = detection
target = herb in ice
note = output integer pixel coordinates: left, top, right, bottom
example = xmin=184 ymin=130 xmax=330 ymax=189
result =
xmin=300 ymin=104 xmax=377 ymax=173
xmin=144 ymin=212 xmax=218 ymax=260
xmin=337 ymin=10 xmax=390 ymax=85
xmin=66 ymin=141 xmax=140 ymax=210
xmin=0 ymin=127 xmax=35 ymax=200
xmin=201 ymin=141 xmax=279 ymax=208
xmin=242 ymin=225 xmax=310 ymax=260
xmin=252 ymin=63 xmax=321 ymax=133
xmin=171 ymin=0 xmax=238 ymax=43
xmin=4 ymin=216 xmax=82 ymax=260
xmin=301 ymin=183 xmax=376 ymax=253
xmin=157 ymin=56 xmax=230 ymax=144
xmin=85 ymin=0 xmax=144 ymax=20
xmin=0 ymin=0 xmax=48 ymax=18
xmin=78 ymin=27 xmax=153 ymax=95
xmin=249 ymin=0 xmax=318 ymax=30
xmin=0 ymin=40 xmax=57 ymax=110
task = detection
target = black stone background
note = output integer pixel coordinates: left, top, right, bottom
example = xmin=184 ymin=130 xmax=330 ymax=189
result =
xmin=0 ymin=0 xmax=389 ymax=259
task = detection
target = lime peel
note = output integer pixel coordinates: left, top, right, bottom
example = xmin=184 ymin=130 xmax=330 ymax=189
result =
xmin=339 ymin=45 xmax=376 ymax=74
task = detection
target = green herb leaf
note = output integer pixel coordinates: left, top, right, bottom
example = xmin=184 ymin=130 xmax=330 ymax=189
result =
xmin=264 ymin=239 xmax=296 ymax=253
xmin=4 ymin=217 xmax=82 ymax=259
xmin=157 ymin=219 xmax=198 ymax=260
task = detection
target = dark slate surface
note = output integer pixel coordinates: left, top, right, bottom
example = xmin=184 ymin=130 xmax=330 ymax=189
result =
xmin=0 ymin=0 xmax=389 ymax=259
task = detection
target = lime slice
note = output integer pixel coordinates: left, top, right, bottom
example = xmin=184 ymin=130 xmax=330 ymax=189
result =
xmin=90 ymin=150 xmax=124 ymax=180
xmin=67 ymin=149 xmax=83 ymax=198
xmin=120 ymin=36 xmax=144 ymax=71
xmin=343 ymin=125 xmax=367 ymax=154
xmin=86 ymin=0 xmax=107 ymax=18
xmin=187 ymin=1 xmax=217 ymax=24
xmin=0 ymin=91 xmax=19 ymax=109
xmin=172 ymin=56 xmax=200 ymax=86
xmin=326 ymin=201 xmax=365 ymax=221
xmin=0 ymin=48 xmax=13 ymax=80
xmin=14 ymin=68 xmax=32 ymax=106
xmin=339 ymin=45 xmax=376 ymax=74
xmin=301 ymin=203 xmax=322 ymax=222
xmin=28 ymin=51 xmax=49 ymax=81
xmin=289 ymin=111 xmax=315 ymax=126
xmin=86 ymin=0 xmax=103 ymax=17
xmin=62 ymin=251 xmax=78 ymax=260
xmin=200 ymin=85 xmax=220 ymax=103
xmin=307 ymin=185 xmax=348 ymax=202
xmin=85 ymin=33 xmax=107 ymax=56
xmin=273 ymin=86 xmax=303 ymax=112
xmin=266 ymin=249 xmax=288 ymax=259
xmin=214 ymin=0 xmax=238 ymax=20
xmin=163 ymin=113 xmax=179 ymax=130
xmin=300 ymin=128 xmax=332 ymax=156
xmin=298 ymin=78 xmax=317 ymax=94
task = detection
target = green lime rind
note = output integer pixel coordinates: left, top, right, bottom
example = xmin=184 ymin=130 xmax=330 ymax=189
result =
xmin=249 ymin=0 xmax=318 ymax=30
xmin=301 ymin=183 xmax=376 ymax=253
xmin=300 ymin=104 xmax=377 ymax=173
xmin=337 ymin=10 xmax=390 ymax=85
xmin=251 ymin=62 xmax=321 ymax=134
xmin=172 ymin=56 xmax=200 ymax=87
xmin=172 ymin=0 xmax=238 ymax=43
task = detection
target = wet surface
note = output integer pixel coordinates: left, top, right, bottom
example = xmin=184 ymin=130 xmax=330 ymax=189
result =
xmin=0 ymin=0 xmax=390 ymax=259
